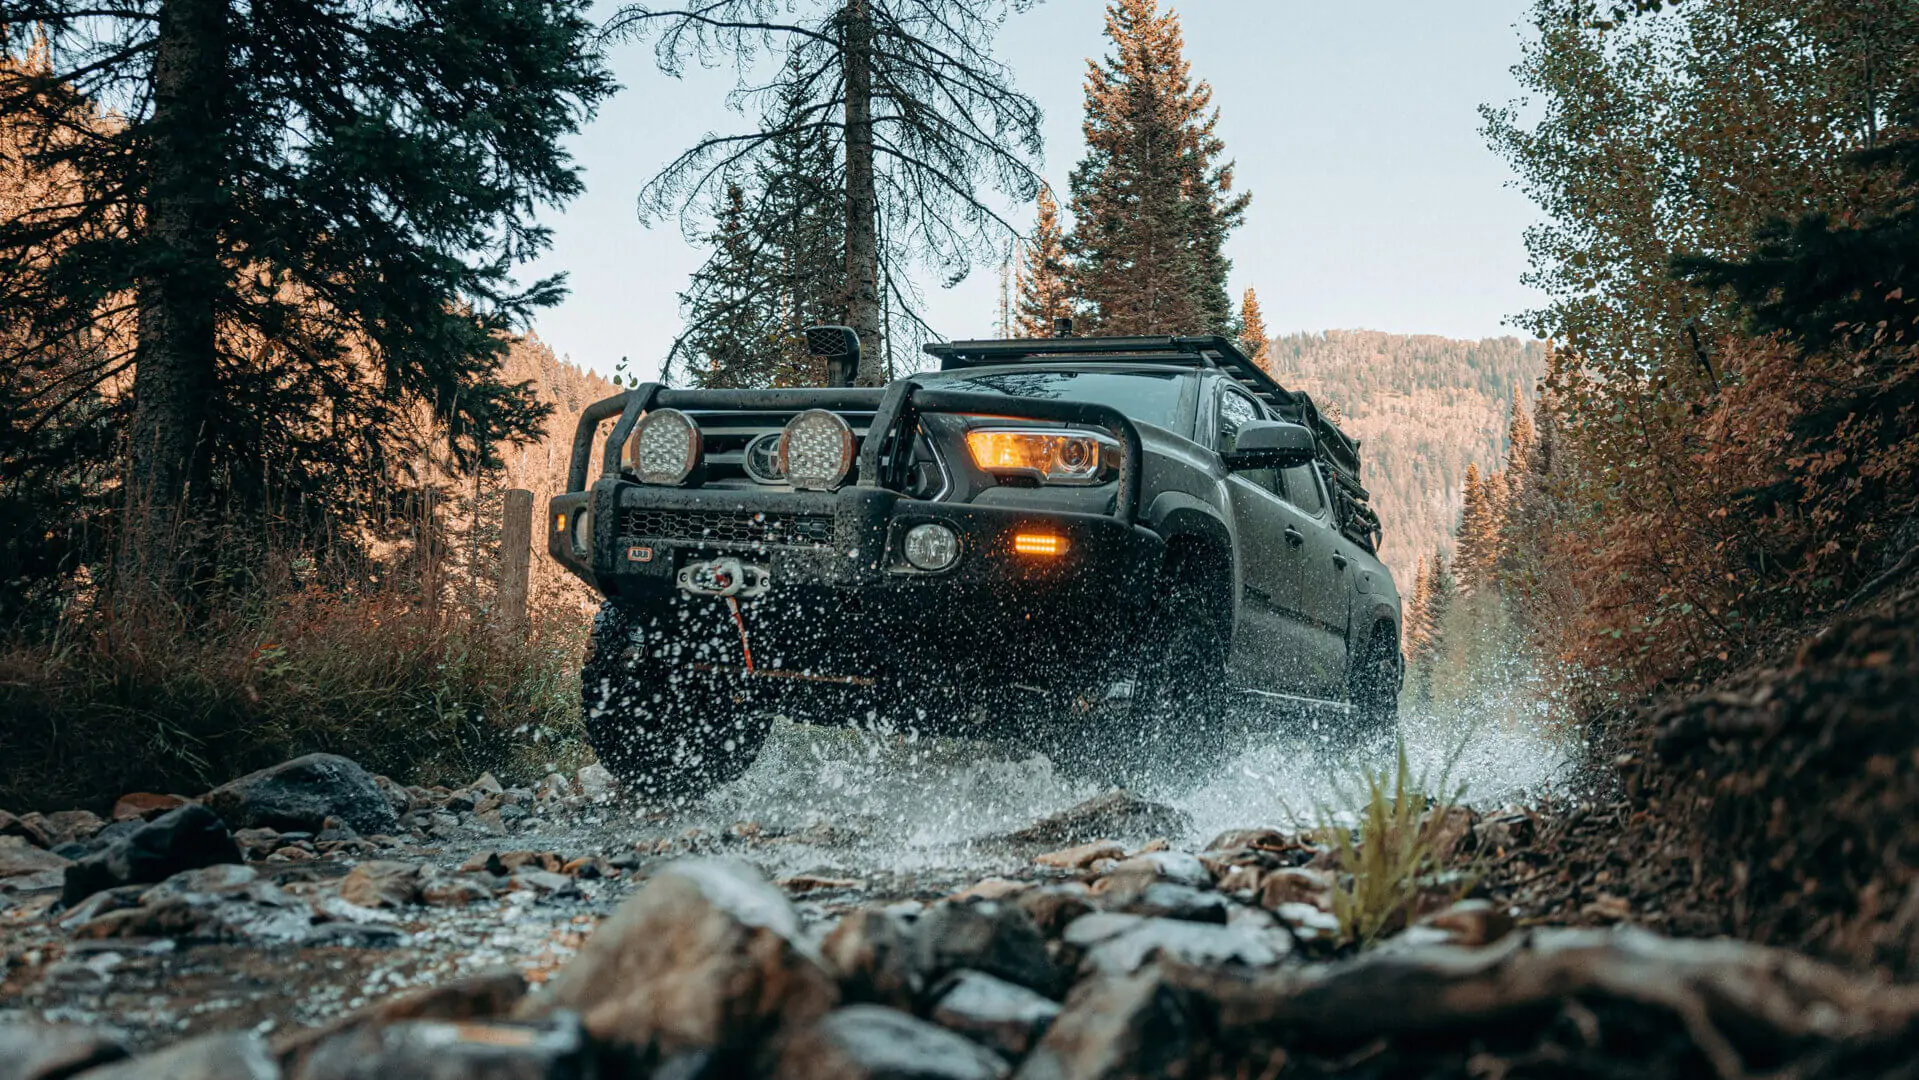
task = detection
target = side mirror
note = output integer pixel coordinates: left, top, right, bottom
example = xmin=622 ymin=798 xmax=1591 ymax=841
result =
xmin=1224 ymin=420 xmax=1315 ymax=470
xmin=805 ymin=325 xmax=861 ymax=388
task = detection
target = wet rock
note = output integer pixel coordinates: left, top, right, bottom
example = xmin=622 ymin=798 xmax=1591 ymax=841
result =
xmin=61 ymin=804 xmax=243 ymax=906
xmin=464 ymin=850 xmax=563 ymax=875
xmin=232 ymin=828 xmax=282 ymax=858
xmin=949 ymin=878 xmax=1032 ymax=903
xmin=1417 ymin=899 xmax=1516 ymax=947
xmin=275 ymin=969 xmax=528 ymax=1070
xmin=1214 ymin=865 xmax=1262 ymax=894
xmin=510 ymin=869 xmax=579 ymax=898
xmin=111 ymin=792 xmax=188 ymax=822
xmin=471 ymin=772 xmax=505 ymax=794
xmin=1101 ymin=852 xmax=1211 ymax=888
xmin=518 ymin=857 xmax=837 ymax=1062
xmin=1014 ymin=970 xmax=1195 ymax=1080
xmin=77 ymin=1031 xmax=277 ymax=1079
xmin=1062 ymin=913 xmax=1288 ymax=976
xmin=39 ymin=809 xmax=106 ymax=846
xmin=1007 ymin=792 xmax=1190 ymax=848
xmin=1015 ymin=885 xmax=1094 ymax=939
xmin=913 ymin=901 xmax=1059 ymax=999
xmin=73 ymin=864 xmax=310 ymax=943
xmin=1204 ymin=827 xmax=1287 ymax=851
xmin=561 ymin=856 xmax=610 ymax=879
xmin=371 ymin=775 xmax=412 ymax=817
xmin=58 ymin=884 xmax=149 ymax=929
xmin=202 ymin=753 xmax=399 ymax=836
xmin=314 ymin=816 xmax=359 ymax=844
xmin=824 ymin=908 xmax=922 ymax=1008
xmin=420 ymin=876 xmax=494 ymax=907
xmin=0 ymin=809 xmax=52 ymax=848
xmin=0 ymin=835 xmax=69 ymax=879
xmin=576 ymin=764 xmax=616 ymax=802
xmin=1032 ymin=842 xmax=1122 ymax=871
xmin=295 ymin=1013 xmax=589 ymax=1080
xmin=1269 ymin=902 xmax=1341 ymax=944
xmin=336 ymin=861 xmax=422 ymax=908
xmin=1257 ymin=867 xmax=1333 ymax=912
xmin=929 ymin=971 xmax=1061 ymax=1060
xmin=0 ymin=1020 xmax=128 ymax=1080
xmin=777 ymin=1005 xmax=1008 ymax=1080
xmin=1093 ymin=880 xmax=1227 ymax=924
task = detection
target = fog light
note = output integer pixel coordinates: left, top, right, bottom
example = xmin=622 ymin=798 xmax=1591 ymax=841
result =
xmin=903 ymin=523 xmax=960 ymax=571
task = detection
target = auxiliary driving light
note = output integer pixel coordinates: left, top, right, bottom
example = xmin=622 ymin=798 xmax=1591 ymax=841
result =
xmin=780 ymin=409 xmax=856 ymax=491
xmin=1012 ymin=532 xmax=1069 ymax=557
xmin=966 ymin=429 xmax=1110 ymax=485
xmin=570 ymin=506 xmax=592 ymax=555
xmin=629 ymin=408 xmax=703 ymax=485
xmin=902 ymin=523 xmax=961 ymax=571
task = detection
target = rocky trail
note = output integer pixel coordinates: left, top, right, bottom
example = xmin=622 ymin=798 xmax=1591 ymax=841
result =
xmin=4 ymin=632 xmax=1919 ymax=1079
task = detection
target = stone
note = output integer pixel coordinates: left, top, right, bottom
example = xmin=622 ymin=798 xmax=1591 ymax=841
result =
xmin=518 ymin=857 xmax=837 ymax=1062
xmin=1204 ymin=827 xmax=1288 ymax=851
xmin=0 ymin=835 xmax=70 ymax=878
xmin=576 ymin=764 xmax=617 ymax=802
xmin=275 ymin=969 xmax=528 ymax=1069
xmin=1473 ymin=809 xmax=1537 ymax=852
xmin=111 ymin=792 xmax=188 ymax=822
xmin=1007 ymin=792 xmax=1189 ymax=847
xmin=58 ymin=884 xmax=149 ymax=930
xmin=824 ymin=908 xmax=923 ymax=1008
xmin=561 ymin=856 xmax=610 ymax=879
xmin=1100 ymin=852 xmax=1211 ymax=888
xmin=912 ymin=901 xmax=1059 ymax=999
xmin=1415 ymin=900 xmax=1515 ymax=947
xmin=0 ymin=1020 xmax=128 ymax=1080
xmin=1014 ymin=970 xmax=1195 ymax=1080
xmin=929 ymin=971 xmax=1061 ymax=1060
xmin=372 ymin=775 xmax=413 ymax=817
xmin=1215 ymin=865 xmax=1262 ymax=894
xmin=232 ymin=828 xmax=282 ymax=857
xmin=337 ymin=861 xmax=423 ymax=908
xmin=73 ymin=864 xmax=311 ymax=944
xmin=1015 ymin=885 xmax=1095 ymax=938
xmin=1257 ymin=867 xmax=1334 ymax=912
xmin=61 ymin=804 xmax=243 ymax=906
xmin=1062 ymin=914 xmax=1288 ymax=976
xmin=1094 ymin=881 xmax=1227 ymax=924
xmin=464 ymin=850 xmax=563 ymax=875
xmin=949 ymin=878 xmax=1032 ymax=903
xmin=1032 ymin=842 xmax=1122 ymax=871
xmin=1270 ymin=902 xmax=1341 ymax=943
xmin=511 ymin=869 xmax=579 ymax=898
xmin=40 ymin=809 xmax=106 ymax=846
xmin=421 ymin=877 xmax=495 ymax=907
xmin=0 ymin=809 xmax=52 ymax=848
xmin=202 ymin=753 xmax=399 ymax=836
xmin=76 ymin=1032 xmax=278 ymax=1080
xmin=471 ymin=772 xmax=505 ymax=794
xmin=777 ymin=1005 xmax=1008 ymax=1080
xmin=295 ymin=1013 xmax=588 ymax=1080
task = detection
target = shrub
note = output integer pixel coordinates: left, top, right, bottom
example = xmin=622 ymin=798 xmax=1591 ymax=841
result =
xmin=1319 ymin=741 xmax=1479 ymax=947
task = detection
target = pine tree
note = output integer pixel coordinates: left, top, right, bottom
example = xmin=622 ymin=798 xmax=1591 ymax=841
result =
xmin=1067 ymin=0 xmax=1250 ymax=337
xmin=1014 ymin=185 xmax=1073 ymax=338
xmin=1454 ymin=463 xmax=1500 ymax=593
xmin=756 ymin=68 xmax=848 ymax=384
xmin=1405 ymin=554 xmax=1434 ymax=656
xmin=1503 ymin=398 xmax=1537 ymax=510
xmin=1238 ymin=287 xmax=1274 ymax=374
xmin=678 ymin=184 xmax=781 ymax=389
xmin=0 ymin=1 xmax=612 ymax=590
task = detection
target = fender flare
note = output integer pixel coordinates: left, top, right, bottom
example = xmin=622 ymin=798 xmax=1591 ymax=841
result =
xmin=1143 ymin=491 xmax=1238 ymax=634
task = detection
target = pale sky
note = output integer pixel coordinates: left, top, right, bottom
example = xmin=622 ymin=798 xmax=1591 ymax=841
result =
xmin=521 ymin=0 xmax=1547 ymax=382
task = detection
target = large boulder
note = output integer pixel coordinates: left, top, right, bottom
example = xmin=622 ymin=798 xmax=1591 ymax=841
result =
xmin=0 ymin=835 xmax=69 ymax=880
xmin=202 ymin=754 xmax=398 ymax=836
xmin=777 ymin=1005 xmax=1009 ymax=1080
xmin=61 ymin=804 xmax=243 ymax=906
xmin=911 ymin=902 xmax=1060 ymax=1000
xmin=517 ymin=857 xmax=837 ymax=1067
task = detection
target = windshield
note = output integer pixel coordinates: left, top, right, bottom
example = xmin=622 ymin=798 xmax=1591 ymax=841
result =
xmin=923 ymin=368 xmax=1194 ymax=434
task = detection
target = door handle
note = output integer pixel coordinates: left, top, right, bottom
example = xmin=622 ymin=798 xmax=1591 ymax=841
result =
xmin=1332 ymin=552 xmax=1348 ymax=571
xmin=1284 ymin=526 xmax=1304 ymax=548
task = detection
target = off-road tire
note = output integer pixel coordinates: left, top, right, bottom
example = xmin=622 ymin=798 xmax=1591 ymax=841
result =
xmin=580 ymin=601 xmax=771 ymax=802
xmin=1050 ymin=565 xmax=1237 ymax=788
xmin=1345 ymin=624 xmax=1402 ymax=745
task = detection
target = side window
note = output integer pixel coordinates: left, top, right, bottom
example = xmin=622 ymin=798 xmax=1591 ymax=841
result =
xmin=1216 ymin=388 xmax=1279 ymax=495
xmin=1283 ymin=464 xmax=1326 ymax=515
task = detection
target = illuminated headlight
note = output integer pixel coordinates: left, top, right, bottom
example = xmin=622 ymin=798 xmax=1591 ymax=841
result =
xmin=628 ymin=408 xmax=703 ymax=485
xmin=965 ymin=428 xmax=1114 ymax=485
xmin=779 ymin=409 xmax=856 ymax=491
xmin=902 ymin=523 xmax=960 ymax=571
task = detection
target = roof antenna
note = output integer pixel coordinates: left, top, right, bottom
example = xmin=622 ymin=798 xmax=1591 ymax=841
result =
xmin=1052 ymin=316 xmax=1074 ymax=338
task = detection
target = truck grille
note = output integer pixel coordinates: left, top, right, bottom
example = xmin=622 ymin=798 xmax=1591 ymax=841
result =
xmin=621 ymin=507 xmax=836 ymax=549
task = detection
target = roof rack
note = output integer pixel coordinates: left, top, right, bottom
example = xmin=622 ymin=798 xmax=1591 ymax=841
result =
xmin=925 ymin=335 xmax=1369 ymax=501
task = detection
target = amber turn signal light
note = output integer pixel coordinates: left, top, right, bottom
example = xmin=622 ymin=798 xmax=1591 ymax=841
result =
xmin=1011 ymin=532 xmax=1069 ymax=556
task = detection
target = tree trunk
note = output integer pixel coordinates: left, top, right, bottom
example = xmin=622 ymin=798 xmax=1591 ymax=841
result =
xmin=124 ymin=0 xmax=229 ymax=591
xmin=841 ymin=0 xmax=884 ymax=385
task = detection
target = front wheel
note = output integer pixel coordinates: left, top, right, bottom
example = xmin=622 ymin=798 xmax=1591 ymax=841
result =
xmin=1345 ymin=624 xmax=1402 ymax=745
xmin=580 ymin=601 xmax=772 ymax=803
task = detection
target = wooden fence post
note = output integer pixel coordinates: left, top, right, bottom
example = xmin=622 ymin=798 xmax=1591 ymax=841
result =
xmin=499 ymin=488 xmax=534 ymax=631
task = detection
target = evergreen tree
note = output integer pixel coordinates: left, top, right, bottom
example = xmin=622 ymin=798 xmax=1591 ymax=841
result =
xmin=1412 ymin=549 xmax=1457 ymax=708
xmin=1014 ymin=185 xmax=1073 ymax=338
xmin=1067 ymin=0 xmax=1249 ymax=337
xmin=610 ymin=0 xmax=1044 ymax=383
xmin=1503 ymin=398 xmax=1536 ymax=510
xmin=678 ymin=184 xmax=781 ymax=389
xmin=758 ymin=72 xmax=848 ymax=384
xmin=1238 ymin=287 xmax=1273 ymax=373
xmin=1405 ymin=553 xmax=1434 ymax=657
xmin=1454 ymin=463 xmax=1500 ymax=593
xmin=0 ymin=0 xmax=612 ymax=589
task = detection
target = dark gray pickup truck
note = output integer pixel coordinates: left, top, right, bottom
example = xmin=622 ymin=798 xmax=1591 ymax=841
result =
xmin=549 ymin=332 xmax=1400 ymax=799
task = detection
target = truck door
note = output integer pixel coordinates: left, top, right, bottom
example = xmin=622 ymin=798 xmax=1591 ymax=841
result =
xmin=1281 ymin=463 xmax=1354 ymax=697
xmin=1215 ymin=387 xmax=1323 ymax=694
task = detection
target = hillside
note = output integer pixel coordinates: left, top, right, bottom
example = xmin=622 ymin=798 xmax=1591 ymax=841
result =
xmin=1267 ymin=330 xmax=1546 ymax=587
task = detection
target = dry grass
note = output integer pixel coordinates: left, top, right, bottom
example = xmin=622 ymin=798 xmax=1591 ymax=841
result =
xmin=0 ymin=571 xmax=591 ymax=813
xmin=1319 ymin=741 xmax=1480 ymax=947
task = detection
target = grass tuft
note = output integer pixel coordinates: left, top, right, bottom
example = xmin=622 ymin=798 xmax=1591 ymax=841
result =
xmin=1318 ymin=739 xmax=1479 ymax=947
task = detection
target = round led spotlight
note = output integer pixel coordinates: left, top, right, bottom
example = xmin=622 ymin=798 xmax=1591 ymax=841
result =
xmin=903 ymin=523 xmax=960 ymax=572
xmin=779 ymin=409 xmax=856 ymax=491
xmin=629 ymin=408 xmax=703 ymax=485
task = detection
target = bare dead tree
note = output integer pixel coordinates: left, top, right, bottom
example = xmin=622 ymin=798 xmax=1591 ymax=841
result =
xmin=605 ymin=0 xmax=1045 ymax=383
